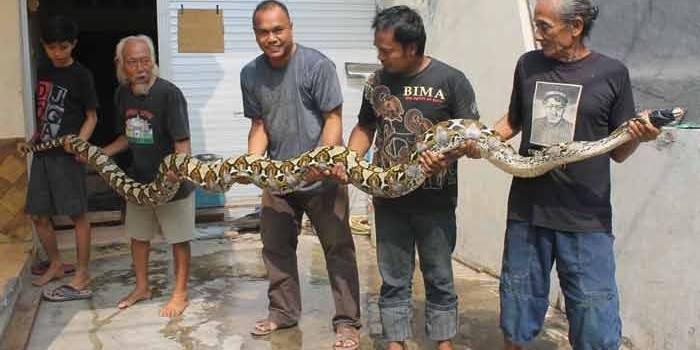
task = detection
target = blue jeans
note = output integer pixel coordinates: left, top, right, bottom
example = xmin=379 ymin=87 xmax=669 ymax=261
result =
xmin=500 ymin=220 xmax=621 ymax=350
xmin=374 ymin=205 xmax=458 ymax=341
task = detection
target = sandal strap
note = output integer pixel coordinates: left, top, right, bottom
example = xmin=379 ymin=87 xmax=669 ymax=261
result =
xmin=335 ymin=325 xmax=359 ymax=347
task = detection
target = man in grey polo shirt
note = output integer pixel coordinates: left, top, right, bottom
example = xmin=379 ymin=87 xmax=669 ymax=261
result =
xmin=241 ymin=1 xmax=361 ymax=349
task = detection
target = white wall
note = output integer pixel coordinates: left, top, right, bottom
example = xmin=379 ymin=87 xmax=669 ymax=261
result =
xmin=158 ymin=0 xmax=377 ymax=209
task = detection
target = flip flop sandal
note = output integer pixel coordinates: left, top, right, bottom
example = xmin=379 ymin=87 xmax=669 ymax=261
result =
xmin=250 ymin=319 xmax=297 ymax=337
xmin=334 ymin=324 xmax=360 ymax=350
xmin=43 ymin=285 xmax=93 ymax=302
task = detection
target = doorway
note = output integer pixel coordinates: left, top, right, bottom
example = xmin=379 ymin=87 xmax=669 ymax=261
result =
xmin=31 ymin=0 xmax=157 ymax=217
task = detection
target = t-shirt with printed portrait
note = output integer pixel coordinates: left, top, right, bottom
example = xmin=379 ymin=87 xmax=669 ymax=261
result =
xmin=506 ymin=50 xmax=635 ymax=232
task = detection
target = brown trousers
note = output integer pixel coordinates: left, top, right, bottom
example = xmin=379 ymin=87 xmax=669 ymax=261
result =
xmin=260 ymin=183 xmax=361 ymax=329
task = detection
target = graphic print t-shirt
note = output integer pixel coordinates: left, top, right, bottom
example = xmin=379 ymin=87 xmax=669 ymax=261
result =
xmin=115 ymin=78 xmax=193 ymax=201
xmin=507 ymin=50 xmax=635 ymax=232
xmin=358 ymin=59 xmax=480 ymax=211
xmin=34 ymin=62 xmax=98 ymax=156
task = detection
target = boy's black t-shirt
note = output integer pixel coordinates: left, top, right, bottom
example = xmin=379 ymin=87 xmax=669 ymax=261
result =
xmin=357 ymin=58 xmax=480 ymax=211
xmin=507 ymin=50 xmax=636 ymax=233
xmin=34 ymin=62 xmax=99 ymax=157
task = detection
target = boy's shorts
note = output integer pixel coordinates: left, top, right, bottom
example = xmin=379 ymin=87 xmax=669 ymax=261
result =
xmin=25 ymin=155 xmax=88 ymax=216
xmin=124 ymin=193 xmax=195 ymax=244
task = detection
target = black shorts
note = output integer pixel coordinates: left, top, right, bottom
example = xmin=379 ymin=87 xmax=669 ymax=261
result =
xmin=25 ymin=155 xmax=88 ymax=216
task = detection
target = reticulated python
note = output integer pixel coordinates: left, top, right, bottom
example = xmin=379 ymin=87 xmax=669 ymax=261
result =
xmin=20 ymin=107 xmax=684 ymax=206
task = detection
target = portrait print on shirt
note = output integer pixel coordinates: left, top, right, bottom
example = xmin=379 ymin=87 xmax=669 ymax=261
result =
xmin=530 ymin=81 xmax=582 ymax=146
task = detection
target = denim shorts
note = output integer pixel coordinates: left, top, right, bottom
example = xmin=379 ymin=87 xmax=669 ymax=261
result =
xmin=499 ymin=220 xmax=621 ymax=350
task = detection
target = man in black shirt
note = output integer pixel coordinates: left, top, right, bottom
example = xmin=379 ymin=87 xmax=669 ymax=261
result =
xmin=333 ymin=6 xmax=480 ymax=350
xmin=101 ymin=35 xmax=194 ymax=318
xmin=483 ymin=1 xmax=662 ymax=349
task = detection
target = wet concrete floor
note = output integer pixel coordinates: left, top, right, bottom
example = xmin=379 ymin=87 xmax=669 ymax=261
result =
xmin=27 ymin=230 xmax=579 ymax=350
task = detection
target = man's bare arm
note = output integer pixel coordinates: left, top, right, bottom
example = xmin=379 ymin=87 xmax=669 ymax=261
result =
xmin=325 ymin=123 xmax=375 ymax=183
xmin=319 ymin=105 xmax=344 ymax=147
xmin=610 ymin=116 xmax=660 ymax=163
xmin=174 ymin=138 xmax=191 ymax=154
xmin=102 ymin=135 xmax=129 ymax=157
xmin=347 ymin=124 xmax=375 ymax=157
xmin=248 ymin=118 xmax=269 ymax=156
xmin=493 ymin=113 xmax=521 ymax=141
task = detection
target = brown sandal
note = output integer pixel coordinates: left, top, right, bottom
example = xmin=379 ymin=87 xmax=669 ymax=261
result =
xmin=334 ymin=324 xmax=360 ymax=350
xmin=251 ymin=319 xmax=279 ymax=337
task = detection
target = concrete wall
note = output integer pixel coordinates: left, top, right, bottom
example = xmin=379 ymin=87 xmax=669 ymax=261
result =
xmin=383 ymin=0 xmax=534 ymax=274
xmin=0 ymin=0 xmax=28 ymax=139
xmin=0 ymin=0 xmax=32 ymax=342
xmin=0 ymin=0 xmax=32 ymax=245
xmin=585 ymin=2 xmax=700 ymax=348
xmin=611 ymin=131 xmax=700 ymax=349
xmin=427 ymin=1 xmax=534 ymax=276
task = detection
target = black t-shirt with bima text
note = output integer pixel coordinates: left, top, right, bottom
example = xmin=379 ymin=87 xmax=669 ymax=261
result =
xmin=34 ymin=62 xmax=99 ymax=157
xmin=115 ymin=78 xmax=193 ymax=201
xmin=507 ymin=50 xmax=635 ymax=233
xmin=358 ymin=58 xmax=480 ymax=211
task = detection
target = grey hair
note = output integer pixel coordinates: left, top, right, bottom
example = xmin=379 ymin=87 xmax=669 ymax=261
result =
xmin=557 ymin=0 xmax=599 ymax=38
xmin=114 ymin=35 xmax=159 ymax=85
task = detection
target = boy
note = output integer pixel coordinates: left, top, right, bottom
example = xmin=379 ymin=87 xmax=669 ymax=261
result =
xmin=25 ymin=15 xmax=98 ymax=301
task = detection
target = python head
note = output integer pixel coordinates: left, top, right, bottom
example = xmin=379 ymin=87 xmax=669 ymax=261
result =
xmin=648 ymin=107 xmax=687 ymax=128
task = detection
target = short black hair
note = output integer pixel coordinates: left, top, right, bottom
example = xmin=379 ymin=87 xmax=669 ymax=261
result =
xmin=372 ymin=6 xmax=426 ymax=56
xmin=252 ymin=0 xmax=291 ymax=27
xmin=41 ymin=15 xmax=79 ymax=43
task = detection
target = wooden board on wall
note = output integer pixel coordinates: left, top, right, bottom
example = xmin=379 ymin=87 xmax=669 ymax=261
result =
xmin=178 ymin=9 xmax=224 ymax=53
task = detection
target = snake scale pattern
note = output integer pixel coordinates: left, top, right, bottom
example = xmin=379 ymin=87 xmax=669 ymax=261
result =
xmin=21 ymin=106 xmax=683 ymax=206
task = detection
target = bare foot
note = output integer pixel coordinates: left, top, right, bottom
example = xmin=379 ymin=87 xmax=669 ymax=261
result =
xmin=117 ymin=288 xmax=152 ymax=309
xmin=159 ymin=292 xmax=188 ymax=317
xmin=437 ymin=340 xmax=454 ymax=350
xmin=32 ymin=263 xmax=65 ymax=286
xmin=251 ymin=319 xmax=279 ymax=336
xmin=504 ymin=340 xmax=523 ymax=350
xmin=67 ymin=272 xmax=91 ymax=291
xmin=386 ymin=341 xmax=406 ymax=350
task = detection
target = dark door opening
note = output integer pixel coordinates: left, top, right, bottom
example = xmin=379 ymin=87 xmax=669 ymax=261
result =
xmin=32 ymin=0 xmax=157 ymax=216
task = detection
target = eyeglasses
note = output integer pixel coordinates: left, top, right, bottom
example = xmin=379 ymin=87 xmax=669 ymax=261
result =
xmin=125 ymin=57 xmax=152 ymax=68
xmin=533 ymin=20 xmax=567 ymax=36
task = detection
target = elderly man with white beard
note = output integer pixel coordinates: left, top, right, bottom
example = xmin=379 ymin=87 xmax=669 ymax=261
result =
xmin=101 ymin=35 xmax=194 ymax=317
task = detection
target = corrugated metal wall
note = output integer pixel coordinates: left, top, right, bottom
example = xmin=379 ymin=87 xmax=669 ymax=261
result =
xmin=163 ymin=0 xmax=377 ymax=206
